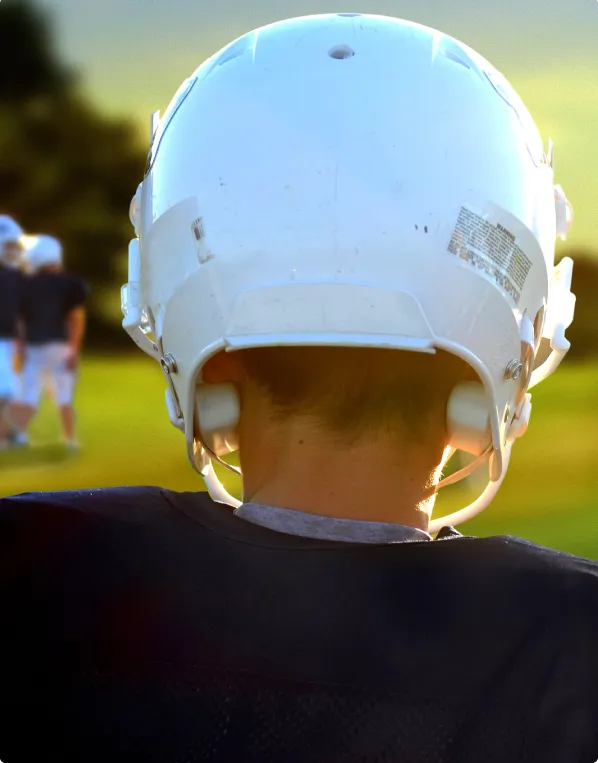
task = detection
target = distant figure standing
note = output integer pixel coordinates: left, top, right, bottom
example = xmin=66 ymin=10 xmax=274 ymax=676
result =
xmin=0 ymin=215 xmax=24 ymax=447
xmin=12 ymin=235 xmax=88 ymax=449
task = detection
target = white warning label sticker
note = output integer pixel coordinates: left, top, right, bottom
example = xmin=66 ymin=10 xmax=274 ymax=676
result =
xmin=448 ymin=206 xmax=532 ymax=305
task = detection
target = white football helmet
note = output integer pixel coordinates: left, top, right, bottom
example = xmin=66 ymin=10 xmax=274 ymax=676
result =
xmin=24 ymin=234 xmax=63 ymax=272
xmin=122 ymin=14 xmax=575 ymax=532
xmin=0 ymin=215 xmax=24 ymax=268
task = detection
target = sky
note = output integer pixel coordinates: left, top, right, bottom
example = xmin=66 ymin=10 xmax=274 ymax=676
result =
xmin=31 ymin=0 xmax=598 ymax=250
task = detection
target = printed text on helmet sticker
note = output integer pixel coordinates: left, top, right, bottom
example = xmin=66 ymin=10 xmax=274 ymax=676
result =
xmin=448 ymin=206 xmax=532 ymax=305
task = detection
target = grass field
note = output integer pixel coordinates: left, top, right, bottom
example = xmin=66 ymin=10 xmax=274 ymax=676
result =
xmin=1 ymin=355 xmax=597 ymax=558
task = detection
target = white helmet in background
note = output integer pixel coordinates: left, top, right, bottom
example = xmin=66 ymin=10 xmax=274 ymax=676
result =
xmin=24 ymin=234 xmax=63 ymax=272
xmin=0 ymin=214 xmax=24 ymax=268
xmin=122 ymin=13 xmax=575 ymax=532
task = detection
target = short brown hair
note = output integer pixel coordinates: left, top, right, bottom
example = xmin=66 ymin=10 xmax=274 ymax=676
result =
xmin=239 ymin=346 xmax=473 ymax=445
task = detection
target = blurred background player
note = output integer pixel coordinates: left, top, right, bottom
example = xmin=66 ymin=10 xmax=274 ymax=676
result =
xmin=10 ymin=234 xmax=88 ymax=449
xmin=0 ymin=215 xmax=25 ymax=448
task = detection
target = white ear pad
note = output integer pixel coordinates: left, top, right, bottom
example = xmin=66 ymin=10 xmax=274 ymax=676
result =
xmin=194 ymin=383 xmax=241 ymax=456
xmin=446 ymin=381 xmax=492 ymax=456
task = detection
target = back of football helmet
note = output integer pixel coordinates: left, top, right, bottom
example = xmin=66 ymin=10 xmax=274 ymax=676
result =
xmin=121 ymin=14 xmax=575 ymax=530
xmin=23 ymin=234 xmax=63 ymax=272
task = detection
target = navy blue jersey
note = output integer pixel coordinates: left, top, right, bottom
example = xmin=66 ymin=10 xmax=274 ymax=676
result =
xmin=20 ymin=271 xmax=87 ymax=344
xmin=1 ymin=487 xmax=597 ymax=763
xmin=0 ymin=265 xmax=22 ymax=339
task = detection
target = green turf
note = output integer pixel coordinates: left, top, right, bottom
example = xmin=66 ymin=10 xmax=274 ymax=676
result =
xmin=1 ymin=356 xmax=597 ymax=558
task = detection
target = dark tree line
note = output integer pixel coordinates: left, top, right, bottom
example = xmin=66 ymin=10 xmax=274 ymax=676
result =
xmin=562 ymin=253 xmax=598 ymax=360
xmin=0 ymin=1 xmax=596 ymax=357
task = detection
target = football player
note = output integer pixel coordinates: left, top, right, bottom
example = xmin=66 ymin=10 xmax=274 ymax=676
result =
xmin=10 ymin=234 xmax=87 ymax=449
xmin=0 ymin=15 xmax=593 ymax=763
xmin=0 ymin=214 xmax=24 ymax=447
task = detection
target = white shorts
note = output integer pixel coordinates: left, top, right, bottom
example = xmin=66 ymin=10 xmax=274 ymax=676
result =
xmin=0 ymin=339 xmax=18 ymax=400
xmin=19 ymin=343 xmax=76 ymax=407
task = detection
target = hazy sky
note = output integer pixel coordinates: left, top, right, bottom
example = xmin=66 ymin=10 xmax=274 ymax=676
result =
xmin=31 ymin=0 xmax=598 ymax=248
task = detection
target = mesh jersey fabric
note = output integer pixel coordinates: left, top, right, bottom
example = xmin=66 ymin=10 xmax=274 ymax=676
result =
xmin=0 ymin=486 xmax=597 ymax=762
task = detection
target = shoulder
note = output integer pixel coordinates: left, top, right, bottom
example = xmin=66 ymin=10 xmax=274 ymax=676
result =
xmin=458 ymin=533 xmax=598 ymax=610
xmin=66 ymin=273 xmax=88 ymax=292
xmin=61 ymin=273 xmax=89 ymax=303
xmin=0 ymin=485 xmax=216 ymax=526
xmin=0 ymin=486 xmax=223 ymax=585
xmin=0 ymin=487 xmax=216 ymax=554
xmin=472 ymin=533 xmax=598 ymax=572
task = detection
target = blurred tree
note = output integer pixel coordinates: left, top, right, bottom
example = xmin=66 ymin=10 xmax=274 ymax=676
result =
xmin=0 ymin=0 xmax=146 ymax=349
xmin=0 ymin=0 xmax=72 ymax=101
xmin=559 ymin=252 xmax=598 ymax=361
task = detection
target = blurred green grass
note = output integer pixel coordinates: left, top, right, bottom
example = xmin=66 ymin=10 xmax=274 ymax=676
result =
xmin=1 ymin=356 xmax=597 ymax=558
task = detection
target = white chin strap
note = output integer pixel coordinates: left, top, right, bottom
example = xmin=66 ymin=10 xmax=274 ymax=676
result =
xmin=427 ymin=443 xmax=512 ymax=535
xmin=202 ymin=461 xmax=242 ymax=508
xmin=200 ymin=441 xmax=513 ymax=535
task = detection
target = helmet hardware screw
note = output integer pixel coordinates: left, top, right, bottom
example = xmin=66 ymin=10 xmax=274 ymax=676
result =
xmin=160 ymin=354 xmax=178 ymax=375
xmin=504 ymin=360 xmax=523 ymax=380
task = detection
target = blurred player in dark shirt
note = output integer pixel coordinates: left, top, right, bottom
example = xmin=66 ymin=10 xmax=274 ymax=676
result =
xmin=10 ymin=234 xmax=88 ymax=449
xmin=0 ymin=214 xmax=24 ymax=448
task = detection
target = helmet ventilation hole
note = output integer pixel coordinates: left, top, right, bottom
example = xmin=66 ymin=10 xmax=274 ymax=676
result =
xmin=329 ymin=45 xmax=355 ymax=60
